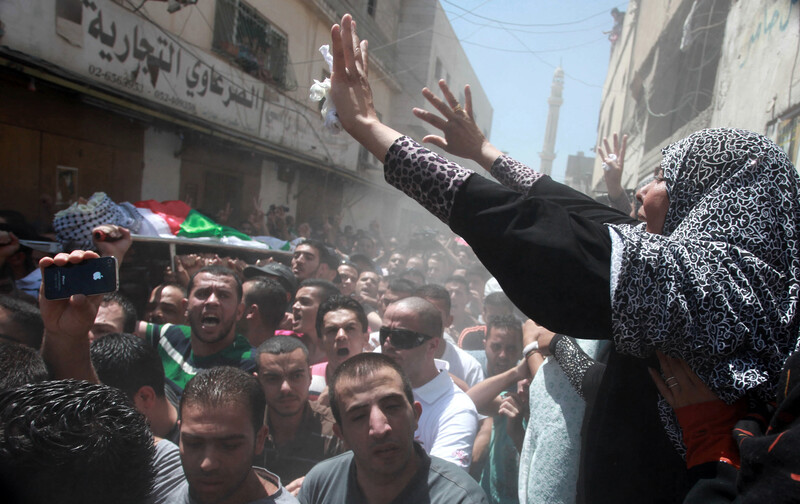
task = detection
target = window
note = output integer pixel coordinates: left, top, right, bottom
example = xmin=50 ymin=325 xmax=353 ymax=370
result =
xmin=212 ymin=0 xmax=296 ymax=90
xmin=367 ymin=0 xmax=377 ymax=17
xmin=434 ymin=58 xmax=443 ymax=81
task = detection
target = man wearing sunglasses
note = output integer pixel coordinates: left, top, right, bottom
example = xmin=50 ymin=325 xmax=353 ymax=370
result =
xmin=380 ymin=297 xmax=478 ymax=470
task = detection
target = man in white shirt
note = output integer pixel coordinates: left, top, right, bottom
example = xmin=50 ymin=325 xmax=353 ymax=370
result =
xmin=414 ymin=284 xmax=486 ymax=387
xmin=380 ymin=297 xmax=478 ymax=469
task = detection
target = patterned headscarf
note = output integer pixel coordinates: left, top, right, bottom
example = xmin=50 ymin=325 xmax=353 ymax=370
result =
xmin=609 ymin=128 xmax=800 ymax=403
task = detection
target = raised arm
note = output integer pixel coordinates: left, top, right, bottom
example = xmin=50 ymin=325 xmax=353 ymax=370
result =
xmin=39 ymin=251 xmax=103 ymax=383
xmin=329 ymin=14 xmax=402 ymax=160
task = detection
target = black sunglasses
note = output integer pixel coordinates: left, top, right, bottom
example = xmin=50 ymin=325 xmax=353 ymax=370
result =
xmin=379 ymin=327 xmax=433 ymax=349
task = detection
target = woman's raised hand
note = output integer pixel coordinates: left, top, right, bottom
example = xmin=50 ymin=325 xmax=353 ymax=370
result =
xmin=329 ymin=14 xmax=402 ymax=159
xmin=413 ymin=80 xmax=502 ymax=169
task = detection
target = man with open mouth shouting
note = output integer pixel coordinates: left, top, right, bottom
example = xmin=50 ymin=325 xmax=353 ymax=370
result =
xmin=139 ymin=265 xmax=257 ymax=397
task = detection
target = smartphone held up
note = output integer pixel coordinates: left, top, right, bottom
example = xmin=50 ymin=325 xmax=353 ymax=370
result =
xmin=43 ymin=256 xmax=119 ymax=300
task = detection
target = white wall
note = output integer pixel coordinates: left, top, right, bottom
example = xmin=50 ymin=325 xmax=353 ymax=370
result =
xmin=141 ymin=128 xmax=182 ymax=201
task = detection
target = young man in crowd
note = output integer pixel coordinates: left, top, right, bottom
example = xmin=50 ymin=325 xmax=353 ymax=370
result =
xmin=254 ymin=336 xmax=344 ymax=492
xmin=292 ymin=239 xmax=337 ymax=282
xmin=291 ymin=279 xmax=339 ymax=369
xmin=90 ymin=332 xmax=180 ymax=444
xmin=0 ymin=380 xmax=156 ymax=504
xmin=0 ymin=293 xmax=43 ymax=348
xmin=336 ymin=261 xmax=359 ymax=297
xmin=0 ymin=339 xmax=49 ymax=391
xmin=173 ymin=366 xmax=298 ymax=504
xmin=458 ymin=292 xmax=516 ymax=351
xmin=144 ymin=282 xmax=187 ymax=326
xmin=240 ymin=276 xmax=288 ymax=347
xmin=136 ymin=265 xmax=256 ymax=395
xmin=415 ymin=284 xmax=486 ymax=388
xmin=315 ymin=295 xmax=370 ymax=389
xmin=298 ymin=353 xmax=487 ymax=503
xmin=89 ymin=291 xmax=137 ymax=342
xmin=444 ymin=276 xmax=479 ymax=337
xmin=466 ymin=315 xmax=527 ymax=503
xmin=380 ymin=296 xmax=478 ymax=469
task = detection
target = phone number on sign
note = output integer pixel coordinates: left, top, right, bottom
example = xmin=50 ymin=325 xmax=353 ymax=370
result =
xmin=88 ymin=65 xmax=144 ymax=93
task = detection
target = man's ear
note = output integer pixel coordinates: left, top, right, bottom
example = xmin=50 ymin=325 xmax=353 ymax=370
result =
xmin=412 ymin=401 xmax=422 ymax=430
xmin=133 ymin=385 xmax=157 ymax=412
xmin=245 ymin=304 xmax=259 ymax=321
xmin=235 ymin=300 xmax=245 ymax=321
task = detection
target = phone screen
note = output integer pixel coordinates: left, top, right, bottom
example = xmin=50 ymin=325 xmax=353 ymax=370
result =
xmin=43 ymin=257 xmax=119 ymax=300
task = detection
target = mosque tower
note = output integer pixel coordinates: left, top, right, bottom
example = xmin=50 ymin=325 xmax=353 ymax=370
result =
xmin=539 ymin=66 xmax=564 ymax=176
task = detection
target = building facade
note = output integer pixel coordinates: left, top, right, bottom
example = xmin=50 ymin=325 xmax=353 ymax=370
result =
xmin=0 ymin=0 xmax=492 ymax=240
xmin=592 ymin=0 xmax=800 ymax=196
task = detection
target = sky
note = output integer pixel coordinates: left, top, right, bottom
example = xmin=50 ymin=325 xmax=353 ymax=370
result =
xmin=442 ymin=0 xmax=628 ymax=182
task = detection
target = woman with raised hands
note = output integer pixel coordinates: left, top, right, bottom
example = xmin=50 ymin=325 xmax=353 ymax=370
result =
xmin=328 ymin=13 xmax=800 ymax=502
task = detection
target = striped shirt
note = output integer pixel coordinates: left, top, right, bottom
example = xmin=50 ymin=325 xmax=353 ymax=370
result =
xmin=145 ymin=323 xmax=256 ymax=396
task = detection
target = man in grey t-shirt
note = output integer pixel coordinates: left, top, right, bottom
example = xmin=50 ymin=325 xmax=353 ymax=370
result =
xmin=167 ymin=367 xmax=298 ymax=504
xmin=298 ymin=353 xmax=486 ymax=504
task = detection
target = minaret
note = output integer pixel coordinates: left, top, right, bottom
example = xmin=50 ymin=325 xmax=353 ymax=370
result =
xmin=539 ymin=66 xmax=564 ymax=176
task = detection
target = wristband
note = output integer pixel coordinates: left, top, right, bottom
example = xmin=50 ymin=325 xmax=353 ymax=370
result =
xmin=522 ymin=341 xmax=539 ymax=358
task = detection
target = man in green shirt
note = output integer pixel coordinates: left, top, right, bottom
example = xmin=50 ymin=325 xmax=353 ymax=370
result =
xmin=137 ymin=265 xmax=256 ymax=395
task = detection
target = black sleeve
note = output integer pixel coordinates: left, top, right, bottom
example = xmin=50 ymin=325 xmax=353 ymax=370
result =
xmin=449 ymin=174 xmax=618 ymax=339
xmin=550 ymin=334 xmax=606 ymax=401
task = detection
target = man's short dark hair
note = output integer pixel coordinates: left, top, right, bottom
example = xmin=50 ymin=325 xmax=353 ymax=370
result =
xmin=244 ymin=277 xmax=288 ymax=328
xmin=0 ymin=380 xmax=155 ymax=504
xmin=329 ymin=353 xmax=414 ymax=424
xmin=486 ymin=314 xmax=522 ymax=342
xmin=0 ymin=294 xmax=44 ymax=349
xmin=315 ymin=295 xmax=368 ymax=340
xmin=386 ymin=278 xmax=416 ymax=296
xmin=299 ymin=239 xmax=338 ymax=269
xmin=187 ymin=265 xmax=243 ymax=302
xmin=349 ymin=253 xmax=377 ymax=274
xmin=90 ymin=333 xmax=166 ymax=399
xmin=151 ymin=282 xmax=187 ymax=298
xmin=413 ymin=284 xmax=451 ymax=315
xmin=180 ymin=366 xmax=265 ymax=433
xmin=298 ymin=278 xmax=339 ymax=301
xmin=255 ymin=334 xmax=309 ymax=364
xmin=101 ymin=292 xmax=138 ymax=334
xmin=484 ymin=292 xmax=514 ymax=310
xmin=0 ymin=341 xmax=49 ymax=392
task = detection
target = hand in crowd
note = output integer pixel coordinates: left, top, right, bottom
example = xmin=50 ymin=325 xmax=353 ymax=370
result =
xmin=649 ymin=352 xmax=719 ymax=409
xmin=38 ymin=250 xmax=105 ymax=339
xmin=413 ymin=80 xmax=490 ymax=161
xmin=92 ymin=224 xmax=132 ymax=265
xmin=498 ymin=389 xmax=527 ymax=452
xmin=248 ymin=197 xmax=267 ymax=235
xmin=38 ymin=250 xmax=103 ymax=382
xmin=216 ymin=202 xmax=233 ymax=225
xmin=286 ymin=476 xmax=305 ymax=497
xmin=522 ymin=319 xmax=556 ymax=355
xmin=598 ymin=133 xmax=629 ymax=206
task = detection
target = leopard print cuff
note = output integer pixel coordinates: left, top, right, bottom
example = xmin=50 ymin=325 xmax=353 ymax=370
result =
xmin=490 ymin=155 xmax=544 ymax=194
xmin=384 ymin=136 xmax=473 ymax=223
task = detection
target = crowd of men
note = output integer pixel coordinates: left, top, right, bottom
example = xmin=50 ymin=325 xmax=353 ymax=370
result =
xmin=0 ymin=211 xmax=525 ymax=504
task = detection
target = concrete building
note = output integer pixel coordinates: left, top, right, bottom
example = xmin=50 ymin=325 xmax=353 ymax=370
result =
xmin=592 ymin=0 xmax=800 ymax=197
xmin=564 ymin=151 xmax=595 ymax=195
xmin=0 ymin=0 xmax=491 ymax=241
